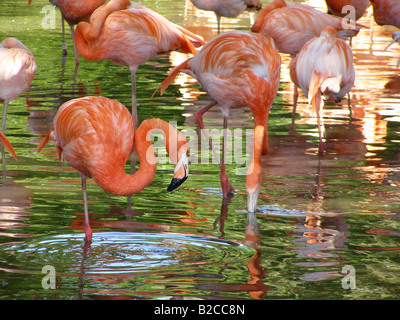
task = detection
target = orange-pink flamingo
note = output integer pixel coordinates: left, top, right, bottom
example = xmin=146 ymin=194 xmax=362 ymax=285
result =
xmin=37 ymin=96 xmax=189 ymax=243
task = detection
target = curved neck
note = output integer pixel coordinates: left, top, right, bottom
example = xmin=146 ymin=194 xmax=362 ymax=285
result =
xmin=86 ymin=0 xmax=130 ymax=41
xmin=74 ymin=0 xmax=131 ymax=60
xmin=92 ymin=118 xmax=188 ymax=196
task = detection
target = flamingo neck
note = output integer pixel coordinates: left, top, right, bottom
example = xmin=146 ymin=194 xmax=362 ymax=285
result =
xmin=92 ymin=118 xmax=188 ymax=196
xmin=74 ymin=0 xmax=131 ymax=60
xmin=86 ymin=0 xmax=130 ymax=41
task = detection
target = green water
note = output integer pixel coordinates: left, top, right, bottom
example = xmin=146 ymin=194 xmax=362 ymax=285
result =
xmin=0 ymin=0 xmax=399 ymax=300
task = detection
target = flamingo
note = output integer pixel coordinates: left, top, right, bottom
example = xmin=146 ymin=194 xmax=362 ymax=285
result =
xmin=324 ymin=0 xmax=370 ymax=21
xmin=189 ymin=0 xmax=262 ymax=34
xmin=371 ymin=0 xmax=400 ymax=69
xmin=370 ymin=0 xmax=400 ymax=28
xmin=289 ymin=26 xmax=355 ymax=155
xmin=155 ymin=31 xmax=281 ymax=213
xmin=36 ymin=96 xmax=189 ymax=243
xmin=251 ymin=0 xmax=363 ymax=56
xmin=0 ymin=37 xmax=37 ymax=160
xmin=52 ymin=0 xmax=106 ymax=64
xmin=74 ymin=0 xmax=205 ymax=128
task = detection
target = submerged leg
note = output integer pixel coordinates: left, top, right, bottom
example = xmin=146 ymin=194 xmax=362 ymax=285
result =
xmin=316 ymin=107 xmax=325 ymax=156
xmin=130 ymin=66 xmax=138 ymax=130
xmin=80 ymin=173 xmax=92 ymax=243
xmin=129 ymin=66 xmax=138 ymax=181
xmin=61 ymin=16 xmax=67 ymax=56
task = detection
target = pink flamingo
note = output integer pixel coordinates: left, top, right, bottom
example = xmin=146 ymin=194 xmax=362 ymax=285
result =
xmin=74 ymin=0 xmax=205 ymax=128
xmin=289 ymin=26 xmax=355 ymax=155
xmin=0 ymin=37 xmax=37 ymax=160
xmin=251 ymin=0 xmax=362 ymax=56
xmin=37 ymin=96 xmax=189 ymax=243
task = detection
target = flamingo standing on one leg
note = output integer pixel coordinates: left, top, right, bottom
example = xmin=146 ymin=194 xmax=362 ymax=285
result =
xmin=289 ymin=26 xmax=355 ymax=155
xmin=156 ymin=31 xmax=281 ymax=213
xmin=37 ymin=96 xmax=189 ymax=243
xmin=189 ymin=0 xmax=262 ymax=34
xmin=251 ymin=0 xmax=363 ymax=56
xmin=52 ymin=0 xmax=106 ymax=66
xmin=74 ymin=0 xmax=205 ymax=129
xmin=0 ymin=38 xmax=37 ymax=160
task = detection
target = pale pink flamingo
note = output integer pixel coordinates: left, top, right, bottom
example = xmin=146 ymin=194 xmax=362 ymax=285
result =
xmin=289 ymin=26 xmax=355 ymax=155
xmin=0 ymin=37 xmax=37 ymax=160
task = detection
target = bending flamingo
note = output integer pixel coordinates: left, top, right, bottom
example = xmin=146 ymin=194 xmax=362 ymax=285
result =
xmin=189 ymin=0 xmax=262 ymax=34
xmin=251 ymin=0 xmax=363 ymax=56
xmin=74 ymin=0 xmax=205 ymax=128
xmin=156 ymin=31 xmax=281 ymax=213
xmin=289 ymin=26 xmax=355 ymax=155
xmin=325 ymin=0 xmax=370 ymax=21
xmin=0 ymin=37 xmax=37 ymax=160
xmin=37 ymin=96 xmax=189 ymax=243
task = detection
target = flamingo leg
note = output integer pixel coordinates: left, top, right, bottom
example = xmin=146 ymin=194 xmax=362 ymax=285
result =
xmin=221 ymin=116 xmax=234 ymax=197
xmin=195 ymin=101 xmax=219 ymax=161
xmin=69 ymin=23 xmax=80 ymax=66
xmin=195 ymin=101 xmax=234 ymax=196
xmin=292 ymin=84 xmax=299 ymax=124
xmin=1 ymin=101 xmax=9 ymax=133
xmin=61 ymin=16 xmax=67 ymax=56
xmin=216 ymin=14 xmax=221 ymax=34
xmin=129 ymin=66 xmax=138 ymax=182
xmin=67 ymin=23 xmax=80 ymax=81
xmin=80 ymin=173 xmax=92 ymax=243
xmin=317 ymin=107 xmax=325 ymax=156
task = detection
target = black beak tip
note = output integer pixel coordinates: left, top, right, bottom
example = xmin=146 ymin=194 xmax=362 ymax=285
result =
xmin=167 ymin=176 xmax=188 ymax=192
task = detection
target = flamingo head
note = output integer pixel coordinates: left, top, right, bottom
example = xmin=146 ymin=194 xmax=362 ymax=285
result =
xmin=167 ymin=152 xmax=189 ymax=192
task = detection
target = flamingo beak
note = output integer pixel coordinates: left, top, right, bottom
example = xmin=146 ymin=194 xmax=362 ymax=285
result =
xmin=167 ymin=153 xmax=189 ymax=192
